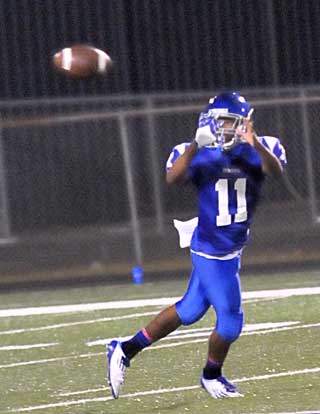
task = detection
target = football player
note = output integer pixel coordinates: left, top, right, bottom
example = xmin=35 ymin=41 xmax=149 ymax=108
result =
xmin=107 ymin=92 xmax=287 ymax=399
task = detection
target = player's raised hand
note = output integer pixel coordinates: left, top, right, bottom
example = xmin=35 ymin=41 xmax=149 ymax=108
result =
xmin=194 ymin=118 xmax=217 ymax=148
xmin=236 ymin=118 xmax=257 ymax=147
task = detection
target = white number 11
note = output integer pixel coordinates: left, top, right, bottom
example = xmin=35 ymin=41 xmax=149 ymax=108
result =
xmin=215 ymin=178 xmax=247 ymax=227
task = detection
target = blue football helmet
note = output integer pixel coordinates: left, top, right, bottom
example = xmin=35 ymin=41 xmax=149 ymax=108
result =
xmin=198 ymin=92 xmax=253 ymax=150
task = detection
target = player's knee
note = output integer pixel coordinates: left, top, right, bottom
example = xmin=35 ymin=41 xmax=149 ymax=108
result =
xmin=175 ymin=300 xmax=207 ymax=325
xmin=176 ymin=308 xmax=201 ymax=325
xmin=180 ymin=313 xmax=200 ymax=325
xmin=216 ymin=311 xmax=244 ymax=343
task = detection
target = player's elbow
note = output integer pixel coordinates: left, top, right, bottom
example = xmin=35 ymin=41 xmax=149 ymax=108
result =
xmin=166 ymin=170 xmax=174 ymax=185
xmin=274 ymin=166 xmax=284 ymax=178
xmin=166 ymin=174 xmax=178 ymax=185
xmin=166 ymin=171 xmax=186 ymax=185
xmin=264 ymin=163 xmax=284 ymax=179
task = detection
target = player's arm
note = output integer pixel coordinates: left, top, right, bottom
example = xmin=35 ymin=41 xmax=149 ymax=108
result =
xmin=240 ymin=118 xmax=283 ymax=178
xmin=252 ymin=137 xmax=283 ymax=178
xmin=166 ymin=141 xmax=198 ymax=185
xmin=166 ymin=120 xmax=216 ymax=185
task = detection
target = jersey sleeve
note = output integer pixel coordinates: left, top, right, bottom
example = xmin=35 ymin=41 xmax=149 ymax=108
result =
xmin=259 ymin=136 xmax=287 ymax=167
xmin=166 ymin=142 xmax=192 ymax=170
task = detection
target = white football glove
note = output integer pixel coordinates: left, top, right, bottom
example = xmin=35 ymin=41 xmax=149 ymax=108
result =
xmin=194 ymin=119 xmax=217 ymax=148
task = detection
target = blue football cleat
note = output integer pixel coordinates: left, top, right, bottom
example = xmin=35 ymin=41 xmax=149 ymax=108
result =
xmin=201 ymin=375 xmax=243 ymax=399
xmin=107 ymin=340 xmax=130 ymax=399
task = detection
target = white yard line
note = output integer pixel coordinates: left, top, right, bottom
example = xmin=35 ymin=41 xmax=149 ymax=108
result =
xmin=59 ymin=366 xmax=320 ymax=397
xmin=267 ymin=412 xmax=320 ymax=414
xmin=0 ymin=352 xmax=103 ymax=369
xmin=0 ymin=343 xmax=58 ymax=351
xmin=0 ymin=298 xmax=179 ymax=317
xmin=149 ymin=322 xmax=320 ymax=351
xmin=86 ymin=321 xmax=299 ymax=347
xmin=0 ymin=300 xmax=271 ymax=336
xmin=234 ymin=367 xmax=320 ymax=383
xmin=10 ymin=385 xmax=199 ymax=412
xmin=10 ymin=367 xmax=320 ymax=412
xmin=0 ymin=311 xmax=159 ymax=336
xmin=0 ymin=287 xmax=319 ymax=318
xmin=1 ymin=321 xmax=319 ymax=369
xmin=242 ymin=322 xmax=320 ymax=336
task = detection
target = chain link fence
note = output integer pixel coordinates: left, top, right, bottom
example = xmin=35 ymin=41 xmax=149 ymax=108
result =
xmin=0 ymin=86 xmax=319 ymax=284
xmin=1 ymin=1 xmax=320 ymax=99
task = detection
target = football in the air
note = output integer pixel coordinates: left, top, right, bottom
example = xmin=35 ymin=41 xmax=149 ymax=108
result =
xmin=53 ymin=44 xmax=113 ymax=78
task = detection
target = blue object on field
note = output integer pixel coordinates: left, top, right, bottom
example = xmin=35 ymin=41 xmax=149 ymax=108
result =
xmin=132 ymin=266 xmax=143 ymax=284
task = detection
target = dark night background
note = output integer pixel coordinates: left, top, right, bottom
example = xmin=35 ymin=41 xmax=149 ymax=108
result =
xmin=0 ymin=0 xmax=319 ymax=100
xmin=0 ymin=0 xmax=319 ymax=282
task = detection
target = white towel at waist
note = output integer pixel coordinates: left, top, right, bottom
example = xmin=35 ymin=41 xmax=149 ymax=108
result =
xmin=173 ymin=217 xmax=243 ymax=260
xmin=173 ymin=217 xmax=198 ymax=248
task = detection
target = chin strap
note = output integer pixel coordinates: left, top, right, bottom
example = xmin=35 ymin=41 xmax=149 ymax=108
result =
xmin=221 ymin=135 xmax=245 ymax=152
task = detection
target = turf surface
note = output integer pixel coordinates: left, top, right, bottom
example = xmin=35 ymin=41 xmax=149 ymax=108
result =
xmin=0 ymin=270 xmax=319 ymax=414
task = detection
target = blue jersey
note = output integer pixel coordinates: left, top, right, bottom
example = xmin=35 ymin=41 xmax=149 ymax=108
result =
xmin=166 ymin=137 xmax=287 ymax=257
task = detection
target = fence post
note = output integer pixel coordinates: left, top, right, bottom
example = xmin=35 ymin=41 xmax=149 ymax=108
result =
xmin=146 ymin=97 xmax=165 ymax=234
xmin=265 ymin=0 xmax=280 ymax=87
xmin=118 ymin=112 xmax=143 ymax=266
xmin=0 ymin=116 xmax=12 ymax=241
xmin=300 ymin=90 xmax=319 ymax=223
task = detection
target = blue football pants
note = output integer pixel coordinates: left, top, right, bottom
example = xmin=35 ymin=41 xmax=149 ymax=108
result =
xmin=175 ymin=252 xmax=244 ymax=343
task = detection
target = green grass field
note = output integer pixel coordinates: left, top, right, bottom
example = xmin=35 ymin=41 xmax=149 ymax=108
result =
xmin=0 ymin=270 xmax=319 ymax=414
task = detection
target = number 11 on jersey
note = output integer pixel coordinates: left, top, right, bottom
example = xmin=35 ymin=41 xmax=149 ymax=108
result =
xmin=215 ymin=178 xmax=247 ymax=227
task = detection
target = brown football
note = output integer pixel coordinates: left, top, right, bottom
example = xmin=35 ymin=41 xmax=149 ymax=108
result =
xmin=53 ymin=45 xmax=113 ymax=78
